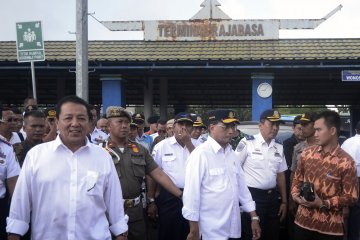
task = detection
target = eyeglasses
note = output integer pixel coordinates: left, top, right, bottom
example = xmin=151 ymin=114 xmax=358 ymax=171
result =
xmin=216 ymin=123 xmax=237 ymax=131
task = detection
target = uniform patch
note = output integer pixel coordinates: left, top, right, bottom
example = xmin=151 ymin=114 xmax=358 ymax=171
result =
xmin=274 ymin=152 xmax=281 ymax=157
xmin=0 ymin=150 xmax=5 ymax=159
xmin=245 ymin=135 xmax=255 ymax=141
xmin=252 ymin=152 xmax=262 ymax=155
xmin=236 ymin=142 xmax=246 ymax=152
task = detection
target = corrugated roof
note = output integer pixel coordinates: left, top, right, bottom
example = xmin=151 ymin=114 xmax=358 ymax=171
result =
xmin=1 ymin=39 xmax=360 ymax=62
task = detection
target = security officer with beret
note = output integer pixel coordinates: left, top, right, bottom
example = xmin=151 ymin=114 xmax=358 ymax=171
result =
xmin=0 ymin=107 xmax=20 ymax=239
xmin=235 ymin=109 xmax=287 ymax=240
xmin=104 ymin=106 xmax=182 ymax=240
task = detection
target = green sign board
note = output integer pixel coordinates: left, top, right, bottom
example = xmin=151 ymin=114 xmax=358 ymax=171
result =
xmin=16 ymin=21 xmax=45 ymax=62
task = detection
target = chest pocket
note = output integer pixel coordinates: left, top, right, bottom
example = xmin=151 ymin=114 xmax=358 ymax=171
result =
xmin=208 ymin=168 xmax=229 ymax=191
xmin=162 ymin=155 xmax=176 ymax=170
xmin=269 ymin=155 xmax=283 ymax=174
xmin=131 ymin=156 xmax=146 ymax=178
xmin=249 ymin=153 xmax=265 ymax=169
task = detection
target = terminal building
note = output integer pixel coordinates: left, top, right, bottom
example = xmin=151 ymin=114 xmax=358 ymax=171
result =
xmin=0 ymin=1 xmax=359 ymax=132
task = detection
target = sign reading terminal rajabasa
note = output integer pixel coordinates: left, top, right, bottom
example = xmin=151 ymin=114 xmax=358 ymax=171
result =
xmin=101 ymin=0 xmax=342 ymax=41
xmin=152 ymin=20 xmax=277 ymax=40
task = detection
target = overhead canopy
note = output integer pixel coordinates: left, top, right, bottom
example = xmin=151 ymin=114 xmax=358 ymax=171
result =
xmin=0 ymin=39 xmax=359 ymax=106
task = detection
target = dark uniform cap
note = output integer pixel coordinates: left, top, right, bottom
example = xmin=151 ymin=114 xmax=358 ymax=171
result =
xmin=293 ymin=115 xmax=302 ymax=124
xmin=130 ymin=121 xmax=138 ymax=127
xmin=299 ymin=112 xmax=317 ymax=124
xmin=193 ymin=116 xmax=207 ymax=128
xmin=207 ymin=109 xmax=240 ymax=124
xmin=174 ymin=112 xmax=194 ymax=124
xmin=44 ymin=108 xmax=56 ymax=119
xmin=260 ymin=109 xmax=284 ymax=123
xmin=132 ymin=113 xmax=145 ymax=122
xmin=106 ymin=106 xmax=131 ymax=121
xmin=25 ymin=105 xmax=38 ymax=112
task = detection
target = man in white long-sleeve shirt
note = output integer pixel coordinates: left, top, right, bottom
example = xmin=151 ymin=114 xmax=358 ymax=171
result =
xmin=7 ymin=95 xmax=128 ymax=240
xmin=341 ymin=120 xmax=360 ymax=240
xmin=182 ymin=109 xmax=261 ymax=240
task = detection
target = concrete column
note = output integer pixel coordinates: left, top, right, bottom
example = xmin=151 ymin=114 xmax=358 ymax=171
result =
xmin=251 ymin=73 xmax=274 ymax=121
xmin=100 ymin=75 xmax=124 ymax=112
xmin=144 ymin=77 xmax=153 ymax=124
xmin=160 ymin=78 xmax=168 ymax=120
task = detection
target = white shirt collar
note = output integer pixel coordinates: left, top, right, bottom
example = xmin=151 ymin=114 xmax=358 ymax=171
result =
xmin=207 ymin=136 xmax=232 ymax=154
xmin=54 ymin=135 xmax=90 ymax=152
xmin=255 ymin=133 xmax=275 ymax=147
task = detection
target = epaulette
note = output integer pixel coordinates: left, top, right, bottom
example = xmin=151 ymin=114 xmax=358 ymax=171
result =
xmin=0 ymin=137 xmax=11 ymax=146
xmin=245 ymin=135 xmax=255 ymax=141
xmin=275 ymin=139 xmax=283 ymax=145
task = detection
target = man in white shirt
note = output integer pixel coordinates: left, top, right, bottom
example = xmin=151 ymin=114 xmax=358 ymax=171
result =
xmin=7 ymin=95 xmax=128 ymax=240
xmin=190 ymin=116 xmax=207 ymax=145
xmin=89 ymin=105 xmax=109 ymax=144
xmin=182 ymin=109 xmax=261 ymax=240
xmin=235 ymin=109 xmax=287 ymax=240
xmin=341 ymin=120 xmax=360 ymax=240
xmin=152 ymin=112 xmax=199 ymax=240
xmin=0 ymin=107 xmax=20 ymax=239
xmin=0 ymin=108 xmax=21 ymax=145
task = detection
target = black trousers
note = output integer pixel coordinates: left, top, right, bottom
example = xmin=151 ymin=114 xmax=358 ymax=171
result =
xmin=155 ymin=187 xmax=188 ymax=240
xmin=0 ymin=196 xmax=9 ymax=240
xmin=241 ymin=187 xmax=280 ymax=240
xmin=294 ymin=224 xmax=343 ymax=240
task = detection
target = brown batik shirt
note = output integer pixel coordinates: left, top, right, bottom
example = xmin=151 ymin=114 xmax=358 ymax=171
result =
xmin=291 ymin=144 xmax=359 ymax=236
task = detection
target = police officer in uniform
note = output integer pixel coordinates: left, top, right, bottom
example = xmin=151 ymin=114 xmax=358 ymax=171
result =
xmin=104 ymin=107 xmax=182 ymax=240
xmin=0 ymin=107 xmax=20 ymax=238
xmin=235 ymin=109 xmax=287 ymax=240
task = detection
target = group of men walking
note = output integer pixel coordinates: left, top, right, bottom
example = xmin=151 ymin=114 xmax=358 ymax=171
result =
xmin=0 ymin=95 xmax=359 ymax=240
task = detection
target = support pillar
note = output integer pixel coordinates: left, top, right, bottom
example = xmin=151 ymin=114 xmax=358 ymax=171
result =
xmin=144 ymin=78 xmax=153 ymax=124
xmin=251 ymin=73 xmax=274 ymax=121
xmin=160 ymin=78 xmax=168 ymax=120
xmin=100 ymin=75 xmax=125 ymax=112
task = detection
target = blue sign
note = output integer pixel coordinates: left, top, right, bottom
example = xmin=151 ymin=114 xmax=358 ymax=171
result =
xmin=342 ymin=70 xmax=360 ymax=81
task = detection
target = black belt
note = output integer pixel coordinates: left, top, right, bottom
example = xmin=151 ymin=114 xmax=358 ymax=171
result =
xmin=248 ymin=187 xmax=277 ymax=195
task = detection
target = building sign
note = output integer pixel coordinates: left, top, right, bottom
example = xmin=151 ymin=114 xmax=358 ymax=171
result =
xmin=342 ymin=70 xmax=360 ymax=81
xmin=143 ymin=20 xmax=279 ymax=41
xmin=16 ymin=21 xmax=45 ymax=62
xmin=101 ymin=0 xmax=342 ymax=41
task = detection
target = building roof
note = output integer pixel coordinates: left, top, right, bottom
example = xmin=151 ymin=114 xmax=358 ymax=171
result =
xmin=1 ymin=38 xmax=360 ymax=62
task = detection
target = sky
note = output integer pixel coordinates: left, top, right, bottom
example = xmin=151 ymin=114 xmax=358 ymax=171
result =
xmin=1 ymin=0 xmax=359 ymax=41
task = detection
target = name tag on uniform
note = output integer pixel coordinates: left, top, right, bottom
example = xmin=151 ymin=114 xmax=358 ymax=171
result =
xmin=252 ymin=152 xmax=262 ymax=155
xmin=164 ymin=153 xmax=173 ymax=156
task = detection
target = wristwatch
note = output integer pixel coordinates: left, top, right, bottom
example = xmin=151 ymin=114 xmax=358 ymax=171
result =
xmin=251 ymin=216 xmax=260 ymax=222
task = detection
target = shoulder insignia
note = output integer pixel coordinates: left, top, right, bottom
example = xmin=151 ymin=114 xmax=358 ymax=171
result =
xmin=0 ymin=137 xmax=11 ymax=146
xmin=236 ymin=142 xmax=246 ymax=152
xmin=245 ymin=135 xmax=255 ymax=141
xmin=127 ymin=142 xmax=139 ymax=153
xmin=275 ymin=139 xmax=283 ymax=145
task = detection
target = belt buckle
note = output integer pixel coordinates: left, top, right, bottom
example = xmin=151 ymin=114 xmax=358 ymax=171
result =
xmin=125 ymin=199 xmax=133 ymax=208
xmin=267 ymin=189 xmax=273 ymax=194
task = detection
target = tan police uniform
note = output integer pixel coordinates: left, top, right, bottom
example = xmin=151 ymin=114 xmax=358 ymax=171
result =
xmin=103 ymin=138 xmax=158 ymax=240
